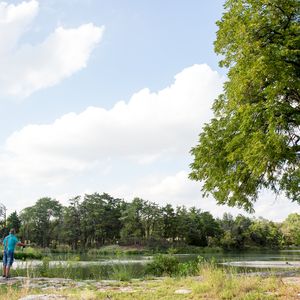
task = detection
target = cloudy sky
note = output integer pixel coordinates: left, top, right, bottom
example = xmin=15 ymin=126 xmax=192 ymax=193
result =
xmin=0 ymin=0 xmax=298 ymax=221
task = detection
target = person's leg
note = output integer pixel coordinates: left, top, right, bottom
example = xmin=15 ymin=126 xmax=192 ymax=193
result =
xmin=5 ymin=266 xmax=10 ymax=278
xmin=5 ymin=251 xmax=14 ymax=278
xmin=2 ymin=250 xmax=7 ymax=277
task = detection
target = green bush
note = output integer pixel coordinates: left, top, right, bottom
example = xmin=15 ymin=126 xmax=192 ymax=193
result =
xmin=146 ymin=254 xmax=206 ymax=277
xmin=145 ymin=254 xmax=180 ymax=276
xmin=177 ymin=256 xmax=204 ymax=277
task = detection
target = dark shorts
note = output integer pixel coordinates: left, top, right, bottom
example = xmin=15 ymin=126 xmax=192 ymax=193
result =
xmin=3 ymin=250 xmax=14 ymax=266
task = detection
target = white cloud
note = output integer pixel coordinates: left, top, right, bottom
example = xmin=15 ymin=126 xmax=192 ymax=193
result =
xmin=1 ymin=60 xmax=295 ymax=221
xmin=0 ymin=0 xmax=38 ymax=56
xmin=1 ymin=64 xmax=223 ymax=183
xmin=0 ymin=0 xmax=104 ymax=97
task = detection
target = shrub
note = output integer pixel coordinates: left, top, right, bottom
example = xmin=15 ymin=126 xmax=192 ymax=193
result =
xmin=145 ymin=254 xmax=179 ymax=276
xmin=177 ymin=256 xmax=204 ymax=276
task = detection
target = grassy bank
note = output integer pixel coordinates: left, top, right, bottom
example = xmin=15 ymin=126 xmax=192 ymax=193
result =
xmin=0 ymin=266 xmax=299 ymax=299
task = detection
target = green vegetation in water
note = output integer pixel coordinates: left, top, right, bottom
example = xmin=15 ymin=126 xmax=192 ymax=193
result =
xmin=13 ymin=260 xmax=147 ymax=281
xmin=12 ymin=254 xmax=211 ymax=281
xmin=85 ymin=245 xmax=223 ymax=257
xmin=11 ymin=254 xmax=219 ymax=281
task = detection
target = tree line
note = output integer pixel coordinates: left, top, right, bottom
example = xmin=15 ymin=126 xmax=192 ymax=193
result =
xmin=2 ymin=193 xmax=300 ymax=250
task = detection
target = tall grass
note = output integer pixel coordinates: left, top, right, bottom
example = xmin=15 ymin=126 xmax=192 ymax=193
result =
xmin=1 ymin=265 xmax=299 ymax=299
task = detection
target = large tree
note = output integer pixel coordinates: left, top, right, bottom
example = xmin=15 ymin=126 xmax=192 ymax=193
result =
xmin=190 ymin=0 xmax=300 ymax=211
xmin=6 ymin=211 xmax=21 ymax=233
xmin=20 ymin=198 xmax=63 ymax=247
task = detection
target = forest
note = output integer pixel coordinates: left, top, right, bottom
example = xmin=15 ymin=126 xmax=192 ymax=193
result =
xmin=3 ymin=193 xmax=300 ymax=251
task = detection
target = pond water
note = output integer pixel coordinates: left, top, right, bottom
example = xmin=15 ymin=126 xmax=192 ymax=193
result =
xmin=11 ymin=249 xmax=300 ymax=280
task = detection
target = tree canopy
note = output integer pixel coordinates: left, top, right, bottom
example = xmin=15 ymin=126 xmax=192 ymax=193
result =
xmin=190 ymin=0 xmax=300 ymax=211
xmin=9 ymin=194 xmax=300 ymax=250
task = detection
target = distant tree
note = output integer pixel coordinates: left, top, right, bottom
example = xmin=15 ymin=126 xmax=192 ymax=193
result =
xmin=249 ymin=218 xmax=281 ymax=248
xmin=20 ymin=198 xmax=62 ymax=247
xmin=218 ymin=214 xmax=253 ymax=249
xmin=140 ymin=201 xmax=163 ymax=240
xmin=19 ymin=207 xmax=35 ymax=242
xmin=190 ymin=0 xmax=300 ymax=211
xmin=63 ymin=196 xmax=82 ymax=250
xmin=233 ymin=215 xmax=253 ymax=248
xmin=101 ymin=193 xmax=125 ymax=243
xmin=185 ymin=209 xmax=220 ymax=247
xmin=120 ymin=198 xmax=145 ymax=244
xmin=162 ymin=204 xmax=178 ymax=242
xmin=281 ymin=213 xmax=300 ymax=245
xmin=6 ymin=211 xmax=21 ymax=233
xmin=80 ymin=193 xmax=106 ymax=247
xmin=175 ymin=206 xmax=190 ymax=243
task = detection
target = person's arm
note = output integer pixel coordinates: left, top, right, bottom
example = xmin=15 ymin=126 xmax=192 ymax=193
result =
xmin=17 ymin=241 xmax=26 ymax=247
xmin=16 ymin=236 xmax=26 ymax=247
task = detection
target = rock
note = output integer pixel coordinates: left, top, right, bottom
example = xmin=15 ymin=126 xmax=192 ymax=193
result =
xmin=174 ymin=289 xmax=192 ymax=294
xmin=282 ymin=277 xmax=300 ymax=285
xmin=19 ymin=295 xmax=68 ymax=300
xmin=119 ymin=286 xmax=136 ymax=292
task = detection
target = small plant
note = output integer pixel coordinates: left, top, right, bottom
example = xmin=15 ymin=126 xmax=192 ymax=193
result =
xmin=110 ymin=263 xmax=132 ymax=281
xmin=39 ymin=257 xmax=50 ymax=277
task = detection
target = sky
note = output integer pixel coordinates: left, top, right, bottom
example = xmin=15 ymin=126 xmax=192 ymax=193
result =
xmin=0 ymin=0 xmax=298 ymax=221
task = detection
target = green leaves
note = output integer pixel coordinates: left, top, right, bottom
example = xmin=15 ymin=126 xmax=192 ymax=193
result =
xmin=190 ymin=0 xmax=300 ymax=211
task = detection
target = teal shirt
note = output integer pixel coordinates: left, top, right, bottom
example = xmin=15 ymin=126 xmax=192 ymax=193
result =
xmin=3 ymin=234 xmax=19 ymax=252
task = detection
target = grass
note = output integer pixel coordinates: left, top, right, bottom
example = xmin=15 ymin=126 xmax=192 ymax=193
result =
xmin=12 ymin=260 xmax=147 ymax=280
xmin=0 ymin=265 xmax=299 ymax=299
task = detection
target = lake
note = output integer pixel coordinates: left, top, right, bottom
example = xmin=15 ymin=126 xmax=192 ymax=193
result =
xmin=11 ymin=249 xmax=300 ymax=280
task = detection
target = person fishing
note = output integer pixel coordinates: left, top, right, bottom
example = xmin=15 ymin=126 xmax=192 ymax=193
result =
xmin=2 ymin=228 xmax=26 ymax=279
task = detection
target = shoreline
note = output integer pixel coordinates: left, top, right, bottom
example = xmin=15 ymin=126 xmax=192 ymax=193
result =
xmin=1 ymin=270 xmax=300 ymax=299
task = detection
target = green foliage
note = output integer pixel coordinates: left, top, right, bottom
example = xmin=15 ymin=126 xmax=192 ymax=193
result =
xmin=110 ymin=263 xmax=140 ymax=281
xmin=10 ymin=193 xmax=300 ymax=251
xmin=62 ymin=196 xmax=81 ymax=250
xmin=281 ymin=213 xmax=300 ymax=245
xmin=249 ymin=218 xmax=281 ymax=248
xmin=80 ymin=193 xmax=125 ymax=248
xmin=190 ymin=0 xmax=300 ymax=211
xmin=177 ymin=256 xmax=205 ymax=277
xmin=19 ymin=197 xmax=63 ymax=247
xmin=120 ymin=198 xmax=163 ymax=244
xmin=39 ymin=257 xmax=51 ymax=277
xmin=6 ymin=211 xmax=21 ymax=233
xmin=145 ymin=254 xmax=180 ymax=276
xmin=146 ymin=254 xmax=207 ymax=277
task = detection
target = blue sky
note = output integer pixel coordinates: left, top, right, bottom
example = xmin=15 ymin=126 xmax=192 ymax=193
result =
xmin=0 ymin=0 xmax=298 ymax=220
